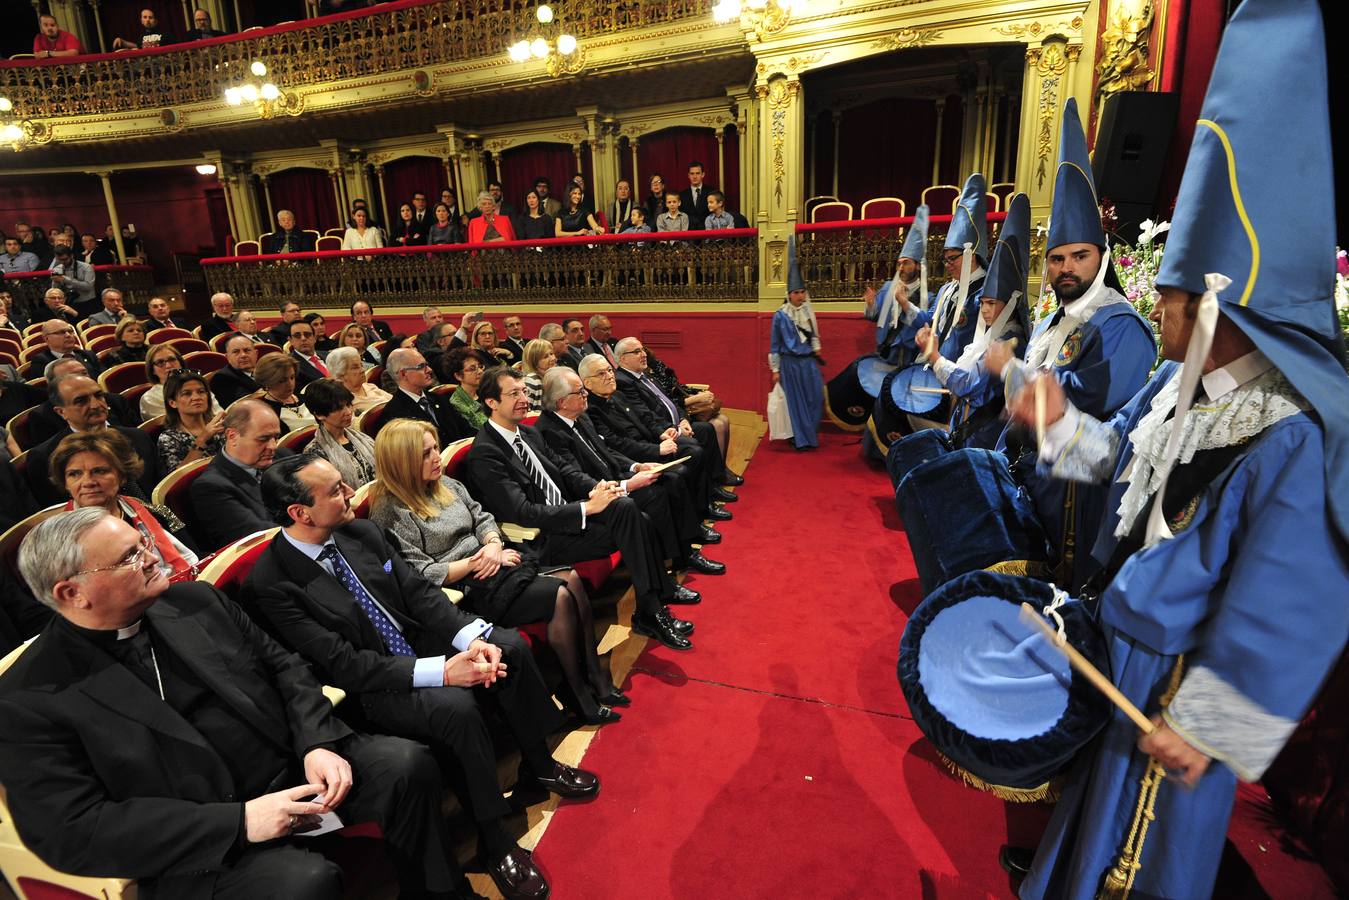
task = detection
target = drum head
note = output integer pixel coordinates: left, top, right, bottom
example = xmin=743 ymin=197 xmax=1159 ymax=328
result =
xmin=857 ymin=356 xmax=898 ymax=398
xmin=886 ymin=365 xmax=945 ymax=416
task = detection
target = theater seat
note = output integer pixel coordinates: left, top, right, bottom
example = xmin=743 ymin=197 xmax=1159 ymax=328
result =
xmin=169 ymin=339 xmax=211 ymax=356
xmin=356 ymin=401 xmax=388 ymax=439
xmin=138 ymin=414 xmax=166 ymax=444
xmin=151 ymin=457 xmax=212 ymax=529
xmin=79 ymin=324 xmax=116 ymax=341
xmin=183 ymin=351 xmax=228 ymax=374
xmin=99 ymin=362 xmax=150 ymax=393
xmin=277 ymin=424 xmax=316 ymax=452
xmin=0 ymin=505 xmax=64 ymax=583
xmin=861 ymin=197 xmax=906 ymax=220
xmin=147 ymin=327 xmax=195 ymax=345
xmin=5 ymin=406 xmax=39 ymax=453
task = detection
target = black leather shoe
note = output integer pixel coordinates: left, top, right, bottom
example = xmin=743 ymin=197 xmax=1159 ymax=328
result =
xmin=668 ymin=585 xmax=701 ymax=605
xmin=999 ymin=846 xmax=1034 ymax=880
xmin=596 ymin=688 xmax=630 ymax=707
xmin=706 ymin=506 xmax=733 ymax=522
xmin=529 ymin=761 xmax=600 ymax=799
xmin=580 ymin=705 xmax=621 ymax=726
xmin=722 ymin=470 xmax=745 ymax=486
xmin=684 ymin=552 xmax=725 ymax=576
xmin=632 ymin=611 xmax=693 ymax=650
xmin=712 ymin=487 xmax=739 ymax=503
xmin=697 ymin=524 xmax=722 ymax=544
xmin=480 ymin=847 xmax=550 ymax=900
xmin=659 ymin=606 xmax=695 ymax=635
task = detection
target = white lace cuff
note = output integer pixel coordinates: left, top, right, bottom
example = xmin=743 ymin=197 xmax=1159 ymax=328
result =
xmin=1163 ymin=665 xmax=1298 ymax=783
xmin=1046 ymin=407 xmax=1121 ymax=484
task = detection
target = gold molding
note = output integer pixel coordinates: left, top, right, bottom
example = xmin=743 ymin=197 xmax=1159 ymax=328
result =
xmin=993 ymin=16 xmax=1084 ymax=39
xmin=1034 ymin=74 xmax=1061 ymax=190
xmin=1096 ymin=0 xmax=1157 ymax=103
xmin=870 ymin=28 xmax=943 ymax=51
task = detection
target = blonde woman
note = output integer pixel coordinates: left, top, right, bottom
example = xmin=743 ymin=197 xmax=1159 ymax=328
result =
xmin=469 ymin=320 xmax=514 ymax=366
xmin=369 ymin=418 xmax=623 ymax=725
xmin=338 ymin=322 xmax=382 ymax=368
xmin=519 ymin=338 xmax=555 ymax=410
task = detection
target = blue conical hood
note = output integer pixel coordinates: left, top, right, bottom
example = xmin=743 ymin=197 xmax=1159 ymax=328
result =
xmin=983 ymin=193 xmax=1030 ymax=303
xmin=944 ymin=174 xmax=988 ymax=264
xmin=786 ymin=235 xmax=805 ymax=293
xmin=1155 ymin=0 xmax=1349 ymax=541
xmin=1047 ymin=98 xmax=1106 ymax=251
xmin=899 ymin=204 xmax=929 ymax=262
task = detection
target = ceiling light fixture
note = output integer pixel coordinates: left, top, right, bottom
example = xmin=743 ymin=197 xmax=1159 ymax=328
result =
xmin=507 ymin=6 xmax=582 ymax=77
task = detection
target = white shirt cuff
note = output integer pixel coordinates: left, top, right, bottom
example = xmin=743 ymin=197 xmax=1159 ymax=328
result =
xmin=580 ymin=502 xmax=586 ymax=531
xmin=450 ymin=619 xmax=492 ymax=653
xmin=932 ymin=357 xmax=955 ymax=385
xmin=1038 ymin=404 xmax=1081 ymax=462
xmin=412 ymin=656 xmax=447 ymax=688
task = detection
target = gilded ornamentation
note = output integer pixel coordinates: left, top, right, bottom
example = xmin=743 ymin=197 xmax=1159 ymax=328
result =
xmin=544 ymin=46 xmax=586 ymax=78
xmin=993 ymin=17 xmax=1084 ymax=38
xmin=1035 ymin=75 xmax=1061 ymax=189
xmin=1027 ymin=40 xmax=1070 ymax=77
xmin=1096 ymin=0 xmax=1156 ymax=101
xmin=411 ymin=70 xmax=434 ymax=97
xmin=769 ymin=242 xmax=785 ymax=283
xmin=871 ymin=28 xmax=942 ymax=51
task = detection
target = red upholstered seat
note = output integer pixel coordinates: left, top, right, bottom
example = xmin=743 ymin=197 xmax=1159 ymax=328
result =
xmin=278 ymin=424 xmax=317 ymax=452
xmin=150 ymin=457 xmax=212 ymax=533
xmin=183 ymin=351 xmax=228 ymax=374
xmin=921 ymin=184 xmax=961 ymax=215
xmin=5 ymin=405 xmax=39 ymax=451
xmin=0 ymin=504 xmax=63 ymax=582
xmin=861 ymin=197 xmax=906 ymax=220
xmin=169 ymin=338 xmax=211 ymax=355
xmin=87 ymin=334 xmax=119 ymax=355
xmin=357 ymin=401 xmax=388 ymax=439
xmin=99 ymin=361 xmax=151 ymax=393
xmin=810 ymin=201 xmax=854 ymax=223
xmin=147 ymin=327 xmax=196 ymax=345
xmin=138 ymin=415 xmax=166 ymax=444
xmin=196 ymin=527 xmax=279 ymax=603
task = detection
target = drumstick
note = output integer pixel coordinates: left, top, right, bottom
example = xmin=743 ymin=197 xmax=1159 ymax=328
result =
xmin=1018 ymin=602 xmax=1156 ymax=734
xmin=1034 ymin=376 xmax=1047 ymax=448
xmin=911 ymin=387 xmax=950 ymax=395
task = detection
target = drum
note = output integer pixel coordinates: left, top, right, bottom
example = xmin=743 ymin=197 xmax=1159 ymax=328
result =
xmin=866 ymin=381 xmax=911 ymax=458
xmin=898 ymin=570 xmax=1111 ymax=800
xmin=824 ymin=358 xmax=871 ymax=431
xmin=886 ymin=364 xmax=947 ymax=417
xmin=857 ymin=355 xmax=897 ymax=398
xmin=885 ymin=429 xmax=952 ymax=492
xmin=895 ymin=448 xmax=1051 ymax=596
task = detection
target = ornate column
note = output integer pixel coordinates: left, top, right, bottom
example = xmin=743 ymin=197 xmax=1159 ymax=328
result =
xmin=1001 ymin=96 xmax=1019 ymax=184
xmin=807 ymin=112 xmax=817 ymax=197
xmin=753 ymin=72 xmax=805 ymax=303
xmin=984 ymin=91 xmax=1003 ymax=183
xmin=373 ymin=164 xmax=390 ymax=228
xmin=328 ymin=168 xmax=345 ymax=223
xmin=629 ymin=139 xmax=639 ymax=192
xmin=85 ymin=0 xmax=108 ymax=53
xmin=571 ymin=144 xmax=583 ymax=180
xmin=715 ymin=130 xmax=726 ymax=194
xmin=229 ymin=167 xmax=264 ymax=242
xmin=931 ymin=98 xmax=946 ymax=185
xmin=830 ymin=110 xmax=841 ymax=198
xmin=216 ymin=169 xmax=239 ymax=244
xmin=259 ymin=174 xmax=275 ymax=227
xmin=93 ymin=171 xmax=128 ymax=262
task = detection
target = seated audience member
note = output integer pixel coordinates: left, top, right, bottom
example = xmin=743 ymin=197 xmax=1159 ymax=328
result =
xmin=182 ymin=7 xmax=225 ymax=40
xmin=422 ymin=322 xmax=459 ymax=369
xmin=0 ymin=290 xmax=28 ymax=332
xmin=554 ymin=186 xmax=600 ymax=238
xmin=656 ymin=192 xmax=688 ymax=233
xmin=117 ymin=225 xmax=144 ymax=262
xmin=702 ymin=191 xmax=735 ymax=230
xmin=327 ymin=345 xmax=391 ymax=414
xmin=86 ymin=287 xmax=134 ymax=327
xmin=158 ymin=369 xmax=225 ymax=472
xmin=52 ymin=430 xmax=198 ymax=578
xmin=642 ymin=174 xmax=666 ymax=223
xmin=342 ymin=207 xmax=384 ymax=252
xmin=198 ymin=291 xmax=237 ymax=342
xmin=414 ymin=306 xmax=446 ymax=353
xmin=212 ymin=334 xmax=261 ymax=408
xmin=303 ymin=378 xmax=376 ymax=488
xmin=520 ymin=338 xmax=556 ymax=410
xmin=47 ymin=245 xmax=95 ymax=307
xmin=29 ymin=359 xmax=139 ymax=446
xmin=0 ymin=508 xmax=474 ymax=900
xmin=389 ymin=203 xmax=425 ymax=247
xmin=26 ymin=374 xmax=160 ymax=506
xmin=532 ymin=177 xmax=561 ymax=218
xmin=644 ymin=345 xmax=734 ymax=469
xmin=140 ymin=344 xmax=185 ymax=420
xmin=371 ymin=418 xmax=623 ymax=722
xmin=584 ymin=314 xmax=618 ymax=365
xmin=143 ymin=296 xmax=179 ymax=331
xmin=338 ymin=322 xmax=381 ymax=367
xmin=408 ymin=192 xmax=433 ymax=233
xmin=14 ymin=221 xmax=50 ymax=261
xmin=427 ymin=203 xmax=462 ymax=245
xmin=248 ymin=454 xmax=595 ymax=899
xmin=466 ymin=191 xmax=516 ymax=244
xmin=470 ymin=320 xmax=513 ymax=365
xmin=233 ymin=308 xmax=267 ymax=343
xmin=517 ymin=190 xmax=554 ymax=241
xmin=608 ymin=180 xmax=635 ymax=234
xmin=539 ymin=366 xmax=722 ymax=576
xmin=104 ymin=317 xmax=149 ymax=367
xmin=538 ymin=322 xmax=567 ymax=365
xmin=37 ymin=287 xmax=81 ymax=327
xmin=304 ymin=313 xmax=337 ymax=354
xmin=499 ymin=315 xmax=528 ymax=365
xmin=557 ymin=318 xmax=588 ymax=370
xmin=351 ymin=299 xmax=392 ymax=343
xmin=465 ymin=367 xmax=698 ymax=650
xmin=567 ymin=173 xmax=592 ymax=213
xmin=254 ymin=354 xmax=314 ymax=433
xmin=32 ymin=13 xmax=85 ymax=58
xmin=112 ymin=7 xmax=175 ymax=49
xmin=29 ymin=319 xmax=101 ymax=376
xmin=619 ymin=206 xmax=652 ymax=234
xmin=384 ymin=347 xmax=467 ymax=447
xmin=189 ymin=399 xmax=289 ymax=548
xmin=266 ymin=209 xmax=315 ymax=254
xmin=437 ymin=348 xmax=490 ymax=433
xmin=0 ymin=371 xmax=44 ymax=439
xmin=288 ymin=318 xmax=329 ymax=389
xmin=78 ymin=232 xmax=116 ymax=266
xmin=0 ymin=237 xmax=39 ymax=274
xmin=265 ymin=300 xmax=302 ymax=345
xmin=487 ymin=181 xmax=516 ymax=218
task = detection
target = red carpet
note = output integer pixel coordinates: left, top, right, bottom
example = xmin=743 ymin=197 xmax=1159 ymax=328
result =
xmin=533 ymin=428 xmax=1336 ymax=899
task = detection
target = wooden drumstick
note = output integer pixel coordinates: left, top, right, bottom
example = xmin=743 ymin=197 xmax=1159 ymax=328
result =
xmin=911 ymin=386 xmax=950 ymax=395
xmin=1019 ymin=602 xmax=1156 ymax=734
xmin=1034 ymin=375 xmax=1047 ymax=448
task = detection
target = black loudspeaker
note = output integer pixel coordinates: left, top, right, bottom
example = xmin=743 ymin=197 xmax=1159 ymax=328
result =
xmin=1092 ymin=91 xmax=1180 ymax=237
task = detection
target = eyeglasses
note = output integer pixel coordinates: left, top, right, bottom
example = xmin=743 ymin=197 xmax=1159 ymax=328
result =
xmin=70 ymin=537 xmax=156 ymax=578
xmin=565 ymin=387 xmax=588 ymax=398
xmin=153 ymin=357 xmax=182 ymax=368
xmin=398 ymin=362 xmax=430 ymax=374
xmin=620 ymin=349 xmax=646 ymax=357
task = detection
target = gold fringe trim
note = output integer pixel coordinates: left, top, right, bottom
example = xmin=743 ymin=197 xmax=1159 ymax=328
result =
xmin=865 ymin=415 xmax=891 ymax=453
xmin=823 ymin=392 xmax=867 ymax=432
xmin=937 ymin=752 xmax=1060 ymax=804
xmin=985 ymin=559 xmax=1054 ymax=579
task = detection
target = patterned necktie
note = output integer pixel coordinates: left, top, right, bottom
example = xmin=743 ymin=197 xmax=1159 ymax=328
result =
xmin=639 ymin=375 xmax=679 ymax=425
xmin=514 ymin=435 xmax=563 ymax=505
xmin=419 ymin=396 xmax=438 ymax=425
xmin=319 ymin=545 xmax=414 ymax=656
xmin=601 ymin=342 xmax=618 ymax=367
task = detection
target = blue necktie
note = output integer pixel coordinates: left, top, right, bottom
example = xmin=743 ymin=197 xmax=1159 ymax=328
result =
xmin=319 ymin=545 xmax=415 ymax=657
xmin=639 ymin=375 xmax=679 ymax=425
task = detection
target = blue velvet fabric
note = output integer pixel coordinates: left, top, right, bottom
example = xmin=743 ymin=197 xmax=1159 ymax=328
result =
xmin=898 ymin=571 xmax=1111 ymax=790
xmin=896 ymin=449 xmax=1051 ymax=596
xmin=885 ymin=429 xmax=952 ymax=492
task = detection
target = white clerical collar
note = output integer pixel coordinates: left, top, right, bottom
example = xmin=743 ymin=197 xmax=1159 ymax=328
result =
xmin=1200 ymin=350 xmax=1273 ymax=403
xmin=117 ymin=620 xmax=143 ymax=640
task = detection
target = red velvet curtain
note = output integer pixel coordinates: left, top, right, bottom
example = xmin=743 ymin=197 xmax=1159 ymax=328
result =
xmin=498 ymin=143 xmax=577 ymax=209
xmin=381 ymin=156 xmax=449 ymax=221
xmin=1155 ymin=0 xmax=1226 ymax=210
xmin=268 ymin=167 xmax=339 ymax=232
xmin=625 ymin=127 xmax=740 ymax=211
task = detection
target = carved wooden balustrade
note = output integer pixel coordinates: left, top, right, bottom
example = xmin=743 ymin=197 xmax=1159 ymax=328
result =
xmin=200 ymin=230 xmax=758 ymax=308
xmin=0 ymin=0 xmax=712 ymax=119
xmin=2 ymin=265 xmax=156 ymax=316
xmin=795 ymin=214 xmax=1007 ymax=301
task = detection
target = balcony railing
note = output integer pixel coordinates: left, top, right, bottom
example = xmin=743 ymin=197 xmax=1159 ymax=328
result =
xmin=0 ymin=0 xmax=712 ymax=119
xmin=2 ymin=265 xmax=156 ymax=315
xmin=795 ymin=213 xmax=1008 ymax=301
xmin=200 ymin=230 xmax=758 ymax=307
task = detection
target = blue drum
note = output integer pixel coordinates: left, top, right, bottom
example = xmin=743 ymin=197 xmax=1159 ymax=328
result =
xmin=895 ymin=448 xmax=1051 ymax=596
xmin=824 ymin=357 xmax=872 ymax=430
xmin=885 ymin=429 xmax=952 ymax=492
xmin=886 ymin=364 xmax=947 ymax=417
xmin=857 ymin=355 xmax=898 ymax=398
xmin=898 ymin=571 xmax=1111 ymax=800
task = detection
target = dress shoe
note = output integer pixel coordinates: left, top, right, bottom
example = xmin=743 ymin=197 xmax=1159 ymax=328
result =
xmin=722 ymin=470 xmax=745 ymax=486
xmin=706 ymin=506 xmax=733 ymax=522
xmin=659 ymin=606 xmax=695 ymax=635
xmin=712 ymin=487 xmax=739 ymax=503
xmin=529 ymin=761 xmax=600 ymax=799
xmin=480 ymin=847 xmax=550 ymax=900
xmin=684 ymin=551 xmax=726 ymax=576
xmin=632 ymin=611 xmax=693 ymax=650
xmin=668 ymin=585 xmax=702 ymax=605
xmin=596 ymin=688 xmax=631 ymax=707
xmin=697 ymin=524 xmax=722 ymax=544
xmin=999 ymin=845 xmax=1035 ymax=880
xmin=580 ymin=705 xmax=621 ymax=726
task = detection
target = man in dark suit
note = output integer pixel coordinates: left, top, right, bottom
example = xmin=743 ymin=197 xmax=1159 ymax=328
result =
xmin=27 ymin=318 xmax=101 ymax=376
xmin=383 ymin=347 xmax=472 ymax=447
xmin=25 ymin=374 xmax=159 ymax=506
xmin=250 ymin=455 xmax=596 ymax=899
xmin=536 ymin=367 xmax=724 ymax=575
xmin=350 ymin=299 xmax=393 ymax=344
xmin=266 ymin=301 xmax=303 ymax=346
xmin=500 ymin=315 xmax=528 ymax=365
xmin=78 ymin=232 xmax=116 ymax=266
xmin=212 ymin=334 xmax=262 ymax=408
xmin=286 ymin=319 xmax=329 ymax=391
xmin=189 ymin=401 xmax=291 ymax=550
xmin=678 ymin=161 xmax=714 ymax=230
xmin=0 ymin=509 xmax=477 ymax=899
xmin=557 ymin=318 xmax=588 ymax=370
xmin=28 ymin=358 xmax=140 ymax=446
xmin=265 ymin=210 xmax=316 ymax=255
xmin=465 ymin=368 xmax=698 ymax=651
xmin=409 ymin=191 xmax=435 ymax=234
xmin=198 ymin=292 xmax=237 ymax=343
xmin=144 ymin=296 xmax=181 ymax=331
xmin=583 ymin=314 xmax=620 ymax=367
